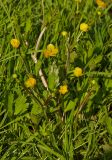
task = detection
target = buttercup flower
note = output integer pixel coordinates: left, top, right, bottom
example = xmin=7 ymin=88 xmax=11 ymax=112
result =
xmin=43 ymin=44 xmax=58 ymax=58
xmin=73 ymin=67 xmax=83 ymax=77
xmin=96 ymin=0 xmax=107 ymax=9
xmin=61 ymin=31 xmax=68 ymax=37
xmin=10 ymin=39 xmax=20 ymax=48
xmin=25 ymin=77 xmax=36 ymax=88
xmin=80 ymin=23 xmax=89 ymax=32
xmin=59 ymin=85 xmax=68 ymax=95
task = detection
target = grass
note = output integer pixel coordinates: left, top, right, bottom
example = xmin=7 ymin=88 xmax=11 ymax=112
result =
xmin=0 ymin=0 xmax=112 ymax=159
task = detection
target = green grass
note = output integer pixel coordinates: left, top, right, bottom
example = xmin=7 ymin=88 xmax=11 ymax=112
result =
xmin=0 ymin=0 xmax=112 ymax=159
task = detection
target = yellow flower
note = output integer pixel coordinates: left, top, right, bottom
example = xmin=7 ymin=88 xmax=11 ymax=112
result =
xmin=80 ymin=23 xmax=89 ymax=32
xmin=73 ymin=67 xmax=83 ymax=77
xmin=59 ymin=85 xmax=68 ymax=95
xmin=25 ymin=77 xmax=36 ymax=88
xmin=43 ymin=44 xmax=58 ymax=58
xmin=61 ymin=31 xmax=68 ymax=37
xmin=96 ymin=0 xmax=107 ymax=9
xmin=10 ymin=39 xmax=20 ymax=48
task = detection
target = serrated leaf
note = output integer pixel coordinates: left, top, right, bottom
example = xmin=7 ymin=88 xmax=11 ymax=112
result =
xmin=93 ymin=55 xmax=102 ymax=64
xmin=30 ymin=114 xmax=42 ymax=125
xmin=31 ymin=101 xmax=42 ymax=115
xmin=86 ymin=54 xmax=102 ymax=69
xmin=14 ymin=95 xmax=28 ymax=115
xmin=30 ymin=101 xmax=43 ymax=124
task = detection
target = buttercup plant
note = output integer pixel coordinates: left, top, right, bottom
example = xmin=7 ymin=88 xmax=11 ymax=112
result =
xmin=1 ymin=0 xmax=112 ymax=159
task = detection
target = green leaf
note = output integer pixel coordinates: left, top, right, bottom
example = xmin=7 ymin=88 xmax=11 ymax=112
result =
xmin=35 ymin=60 xmax=42 ymax=76
xmin=70 ymin=52 xmax=77 ymax=63
xmin=64 ymin=100 xmax=76 ymax=112
xmin=107 ymin=52 xmax=112 ymax=63
xmin=86 ymin=41 xmax=94 ymax=58
xmin=105 ymin=117 xmax=112 ymax=136
xmin=0 ymin=111 xmax=8 ymax=128
xmin=86 ymin=54 xmax=102 ymax=69
xmin=11 ymin=157 xmax=17 ymax=160
xmin=48 ymin=62 xmax=59 ymax=90
xmin=30 ymin=114 xmax=41 ymax=125
xmin=25 ymin=18 xmax=31 ymax=32
xmin=93 ymin=55 xmax=102 ymax=64
xmin=43 ymin=90 xmax=49 ymax=99
xmin=14 ymin=95 xmax=28 ymax=115
xmin=8 ymin=93 xmax=14 ymax=116
xmin=31 ymin=101 xmax=42 ymax=115
xmin=20 ymin=157 xmax=36 ymax=160
xmin=105 ymin=79 xmax=112 ymax=89
xmin=31 ymin=101 xmax=43 ymax=124
xmin=108 ymin=25 xmax=112 ymax=39
xmin=37 ymin=144 xmax=65 ymax=160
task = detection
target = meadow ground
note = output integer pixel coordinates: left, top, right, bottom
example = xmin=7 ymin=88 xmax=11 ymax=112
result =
xmin=0 ymin=0 xmax=112 ymax=159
